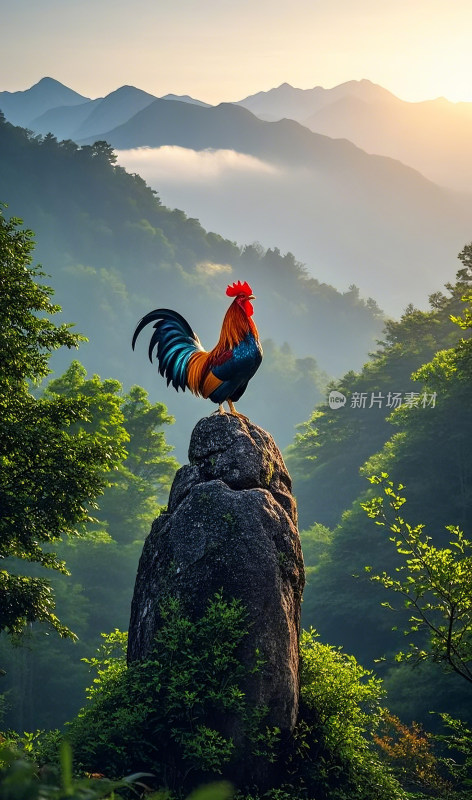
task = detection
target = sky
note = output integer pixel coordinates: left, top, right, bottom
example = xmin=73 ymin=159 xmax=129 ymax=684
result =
xmin=2 ymin=0 xmax=472 ymax=104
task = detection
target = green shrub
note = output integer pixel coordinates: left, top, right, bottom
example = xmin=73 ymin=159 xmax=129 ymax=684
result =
xmin=1 ymin=621 xmax=408 ymax=800
xmin=288 ymin=629 xmax=405 ymax=800
xmin=67 ymin=593 xmax=275 ymax=791
xmin=0 ymin=739 xmax=156 ymax=799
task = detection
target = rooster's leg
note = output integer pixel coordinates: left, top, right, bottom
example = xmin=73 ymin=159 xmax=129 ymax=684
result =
xmin=211 ymin=404 xmax=226 ymax=415
xmin=227 ymin=400 xmax=249 ymax=421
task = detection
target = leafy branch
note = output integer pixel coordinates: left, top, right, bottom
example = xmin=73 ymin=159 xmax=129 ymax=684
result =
xmin=362 ymin=473 xmax=472 ymax=684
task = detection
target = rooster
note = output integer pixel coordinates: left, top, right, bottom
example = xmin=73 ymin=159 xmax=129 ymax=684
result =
xmin=132 ymin=280 xmax=263 ymax=418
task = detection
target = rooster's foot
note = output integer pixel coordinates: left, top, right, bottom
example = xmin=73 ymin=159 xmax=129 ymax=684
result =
xmin=227 ymin=400 xmax=249 ymax=422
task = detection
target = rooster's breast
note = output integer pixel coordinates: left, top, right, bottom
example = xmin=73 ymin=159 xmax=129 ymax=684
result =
xmin=209 ymin=333 xmax=263 ymax=403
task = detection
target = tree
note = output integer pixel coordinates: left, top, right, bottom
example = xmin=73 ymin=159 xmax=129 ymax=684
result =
xmin=0 ymin=361 xmax=179 ymax=730
xmin=43 ymin=365 xmax=178 ymax=544
xmin=95 ymin=383 xmax=178 ymax=542
xmin=0 ymin=210 xmax=126 ymax=638
xmin=362 ymin=475 xmax=472 ymax=685
xmin=286 ymin=261 xmax=472 ymax=530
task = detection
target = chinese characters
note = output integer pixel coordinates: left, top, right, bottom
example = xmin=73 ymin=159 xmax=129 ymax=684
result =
xmin=329 ymin=390 xmax=437 ymax=410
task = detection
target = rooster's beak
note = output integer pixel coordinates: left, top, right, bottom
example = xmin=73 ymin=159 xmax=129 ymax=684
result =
xmin=249 ymin=294 xmax=255 ymax=300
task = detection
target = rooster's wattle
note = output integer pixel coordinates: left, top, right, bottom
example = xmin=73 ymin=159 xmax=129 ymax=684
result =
xmin=132 ymin=280 xmax=263 ymax=418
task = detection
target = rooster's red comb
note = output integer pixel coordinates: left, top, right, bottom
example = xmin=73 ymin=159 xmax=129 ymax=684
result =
xmin=226 ymin=280 xmax=253 ymax=298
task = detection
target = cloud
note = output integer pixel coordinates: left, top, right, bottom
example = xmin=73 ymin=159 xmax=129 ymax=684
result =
xmin=115 ymin=146 xmax=281 ymax=185
xmin=196 ymin=261 xmax=233 ymax=277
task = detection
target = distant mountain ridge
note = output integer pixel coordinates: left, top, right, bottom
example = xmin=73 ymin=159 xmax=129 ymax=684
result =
xmin=161 ymin=93 xmax=211 ymax=107
xmin=4 ymin=76 xmax=472 ymax=192
xmin=0 ymin=77 xmax=90 ymax=127
xmin=0 ymin=78 xmax=212 ymax=142
xmin=235 ymin=80 xmax=472 ymax=193
xmin=235 ymin=79 xmax=400 ymax=121
xmin=78 ymin=96 xmax=367 ymax=166
xmin=76 ymin=93 xmax=471 ymax=312
xmin=2 ymin=77 xmax=471 ymax=313
xmin=302 ymin=93 xmax=472 ymax=193
xmin=32 ymin=85 xmax=158 ymax=140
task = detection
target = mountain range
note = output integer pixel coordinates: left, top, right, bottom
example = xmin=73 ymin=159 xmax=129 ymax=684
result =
xmin=0 ymin=77 xmax=209 ymax=141
xmin=1 ymin=77 xmax=471 ymax=315
xmin=236 ymin=79 xmax=397 ymax=122
xmin=0 ymin=114 xmax=389 ymax=458
xmin=0 ymin=77 xmax=89 ymax=128
xmin=237 ymin=81 xmax=472 ymax=194
xmin=3 ymin=77 xmax=471 ymax=193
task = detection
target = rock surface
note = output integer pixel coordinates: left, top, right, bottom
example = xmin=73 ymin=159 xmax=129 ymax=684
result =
xmin=127 ymin=414 xmax=305 ymax=784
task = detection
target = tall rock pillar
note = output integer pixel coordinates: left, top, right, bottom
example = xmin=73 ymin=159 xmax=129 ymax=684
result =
xmin=128 ymin=414 xmax=305 ymax=785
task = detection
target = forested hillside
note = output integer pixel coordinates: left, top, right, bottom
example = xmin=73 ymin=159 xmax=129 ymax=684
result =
xmin=288 ymin=252 xmax=472 ymax=728
xmin=1 ymin=368 xmax=178 ymax=731
xmin=288 ymin=269 xmax=472 ymax=530
xmin=0 ymin=112 xmax=385 ymax=458
xmin=0 ymin=114 xmax=379 ymax=730
xmin=1 ymin=109 xmax=472 ymax=798
xmin=0 ymin=209 xmax=408 ymax=800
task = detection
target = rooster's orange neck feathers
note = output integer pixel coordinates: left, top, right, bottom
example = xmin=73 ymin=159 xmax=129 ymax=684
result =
xmin=214 ymin=299 xmax=258 ymax=354
xmin=186 ymin=296 xmax=258 ymax=399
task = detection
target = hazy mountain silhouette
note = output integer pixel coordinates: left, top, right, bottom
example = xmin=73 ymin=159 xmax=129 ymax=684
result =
xmin=161 ymin=93 xmax=211 ymax=107
xmin=303 ymin=94 xmax=472 ymax=194
xmin=31 ymin=85 xmax=157 ymax=140
xmin=3 ymin=77 xmax=472 ymax=312
xmin=6 ymin=77 xmax=472 ymax=193
xmin=80 ymin=96 xmax=471 ymax=312
xmin=31 ymin=98 xmax=103 ymax=139
xmin=235 ymin=79 xmax=397 ymax=121
xmin=0 ymin=77 xmax=89 ymax=127
xmin=5 ymin=80 xmax=209 ymax=142
xmin=236 ymin=80 xmax=472 ymax=194
xmin=78 ymin=96 xmax=381 ymax=164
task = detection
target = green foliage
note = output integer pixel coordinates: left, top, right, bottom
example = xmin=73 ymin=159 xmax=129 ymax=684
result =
xmin=361 ymin=322 xmax=472 ymax=535
xmin=286 ymin=262 xmax=472 ymax=530
xmin=0 ymin=210 xmax=126 ymax=639
xmin=0 ymin=738 xmax=234 ymax=799
xmin=299 ymin=523 xmax=334 ymax=625
xmin=0 ymin=115 xmax=384 ymax=455
xmin=67 ymin=593 xmax=272 ymax=791
xmin=0 ymin=620 xmax=405 ymax=800
xmin=0 ymin=208 xmax=82 ymax=385
xmin=0 ymin=728 xmax=63 ymax=763
xmin=291 ymin=258 xmax=472 ymax=727
xmin=431 ymin=713 xmax=472 ymax=795
xmin=300 ymin=629 xmax=384 ymax=744
xmin=0 ymin=363 xmax=178 ymax=731
xmin=362 ymin=475 xmax=472 ymax=684
xmin=300 ymin=523 xmax=333 ymax=570
xmin=0 ymin=739 xmax=148 ymax=799
xmin=44 ymin=362 xmax=178 ymax=540
xmin=289 ymin=630 xmax=403 ymax=800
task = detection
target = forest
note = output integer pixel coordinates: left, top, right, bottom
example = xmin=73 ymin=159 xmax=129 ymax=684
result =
xmin=0 ymin=116 xmax=471 ymax=800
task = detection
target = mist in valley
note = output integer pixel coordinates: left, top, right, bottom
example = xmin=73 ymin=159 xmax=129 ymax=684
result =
xmin=116 ymin=144 xmax=472 ymax=317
